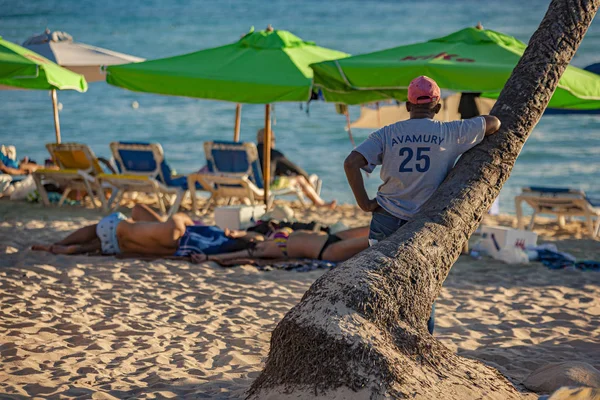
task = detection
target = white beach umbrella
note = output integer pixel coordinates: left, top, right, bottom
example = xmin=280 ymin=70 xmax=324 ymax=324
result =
xmin=18 ymin=29 xmax=143 ymax=142
xmin=23 ymin=29 xmax=144 ymax=82
xmin=349 ymin=93 xmax=496 ymax=130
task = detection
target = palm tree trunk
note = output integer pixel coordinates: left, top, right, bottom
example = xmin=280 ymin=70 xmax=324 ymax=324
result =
xmin=249 ymin=0 xmax=600 ymax=399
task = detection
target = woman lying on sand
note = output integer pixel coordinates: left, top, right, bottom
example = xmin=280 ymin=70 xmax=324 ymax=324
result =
xmin=32 ymin=205 xmax=260 ymax=257
xmin=191 ymin=225 xmax=369 ymax=264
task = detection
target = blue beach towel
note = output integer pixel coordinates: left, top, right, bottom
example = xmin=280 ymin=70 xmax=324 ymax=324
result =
xmin=255 ymin=259 xmax=337 ymax=272
xmin=0 ymin=151 xmax=19 ymax=169
xmin=175 ymin=225 xmax=235 ymax=257
xmin=537 ymin=249 xmax=600 ymax=271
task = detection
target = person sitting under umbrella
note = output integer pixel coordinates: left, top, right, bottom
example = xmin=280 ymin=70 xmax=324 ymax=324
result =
xmin=256 ymin=128 xmax=336 ymax=209
xmin=0 ymin=145 xmax=42 ymax=175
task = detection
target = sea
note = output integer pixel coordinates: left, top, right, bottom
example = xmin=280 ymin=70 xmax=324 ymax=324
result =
xmin=1 ymin=0 xmax=599 ymax=213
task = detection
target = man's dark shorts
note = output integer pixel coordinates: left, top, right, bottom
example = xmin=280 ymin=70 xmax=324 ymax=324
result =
xmin=368 ymin=207 xmax=408 ymax=245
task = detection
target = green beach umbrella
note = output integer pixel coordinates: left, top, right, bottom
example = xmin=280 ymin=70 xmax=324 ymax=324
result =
xmin=106 ymin=27 xmax=348 ymax=104
xmin=0 ymin=36 xmax=87 ymax=143
xmin=310 ymin=27 xmax=600 ymax=109
xmin=107 ymin=26 xmax=348 ymax=205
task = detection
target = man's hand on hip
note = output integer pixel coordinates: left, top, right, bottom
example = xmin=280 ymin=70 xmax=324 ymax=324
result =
xmin=361 ymin=198 xmax=379 ymax=212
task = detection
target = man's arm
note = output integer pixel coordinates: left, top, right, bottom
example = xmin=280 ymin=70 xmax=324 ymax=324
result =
xmin=225 ymin=229 xmax=265 ymax=241
xmin=271 ymin=149 xmax=310 ymax=181
xmin=482 ymin=115 xmax=501 ymax=136
xmin=0 ymin=160 xmax=27 ymax=175
xmin=191 ymin=241 xmax=283 ymax=264
xmin=275 ymin=155 xmax=310 ymax=180
xmin=344 ymin=151 xmax=378 ymax=212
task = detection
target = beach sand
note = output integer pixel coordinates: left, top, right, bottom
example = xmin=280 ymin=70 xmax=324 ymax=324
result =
xmin=0 ymin=200 xmax=598 ymax=399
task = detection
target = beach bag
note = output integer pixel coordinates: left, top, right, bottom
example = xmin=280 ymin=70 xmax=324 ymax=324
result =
xmin=0 ymin=145 xmax=18 ymax=168
xmin=0 ymin=174 xmax=12 ymax=196
xmin=9 ymin=175 xmax=36 ymax=201
xmin=261 ymin=205 xmax=295 ymax=222
xmin=492 ymin=246 xmax=529 ymax=264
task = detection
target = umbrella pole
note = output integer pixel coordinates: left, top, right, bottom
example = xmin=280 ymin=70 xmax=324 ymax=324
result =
xmin=444 ymin=99 xmax=449 ymax=121
xmin=263 ymin=104 xmax=272 ymax=208
xmin=344 ymin=110 xmax=356 ymax=147
xmin=376 ymin=102 xmax=381 ymax=127
xmin=233 ymin=103 xmax=242 ymax=142
xmin=346 ymin=109 xmax=369 ymax=178
xmin=51 ymin=89 xmax=61 ymax=144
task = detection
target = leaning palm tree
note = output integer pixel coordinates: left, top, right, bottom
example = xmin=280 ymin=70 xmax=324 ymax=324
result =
xmin=248 ymin=0 xmax=600 ymax=398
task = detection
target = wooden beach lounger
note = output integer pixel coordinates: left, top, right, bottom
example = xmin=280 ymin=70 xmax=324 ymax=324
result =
xmin=515 ymin=186 xmax=600 ymax=238
xmin=188 ymin=141 xmax=270 ymax=215
xmin=33 ymin=143 xmax=114 ymax=210
xmin=98 ymin=142 xmax=206 ymax=217
xmin=188 ymin=140 xmax=322 ymax=215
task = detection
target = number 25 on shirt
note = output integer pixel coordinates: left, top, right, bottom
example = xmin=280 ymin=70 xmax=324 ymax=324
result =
xmin=398 ymin=147 xmax=431 ymax=172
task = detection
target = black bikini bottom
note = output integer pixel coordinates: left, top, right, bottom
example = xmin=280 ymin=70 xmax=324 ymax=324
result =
xmin=317 ymin=234 xmax=342 ymax=260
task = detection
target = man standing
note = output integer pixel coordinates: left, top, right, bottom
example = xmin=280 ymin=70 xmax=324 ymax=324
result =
xmin=344 ymin=76 xmax=501 ymax=333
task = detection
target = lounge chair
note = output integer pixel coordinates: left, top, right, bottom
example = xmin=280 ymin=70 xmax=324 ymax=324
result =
xmin=98 ymin=142 xmax=204 ymax=216
xmin=32 ymin=143 xmax=115 ymax=209
xmin=188 ymin=141 xmax=324 ymax=214
xmin=515 ymin=186 xmax=600 ymax=237
xmin=188 ymin=141 xmax=273 ymax=214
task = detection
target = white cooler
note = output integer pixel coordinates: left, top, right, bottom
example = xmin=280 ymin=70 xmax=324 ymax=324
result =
xmin=214 ymin=205 xmax=266 ymax=230
xmin=480 ymin=225 xmax=538 ymax=256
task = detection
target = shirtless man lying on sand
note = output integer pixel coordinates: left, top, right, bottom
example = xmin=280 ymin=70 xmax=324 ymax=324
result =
xmin=32 ymin=205 xmax=369 ymax=263
xmin=32 ymin=205 xmax=259 ymax=257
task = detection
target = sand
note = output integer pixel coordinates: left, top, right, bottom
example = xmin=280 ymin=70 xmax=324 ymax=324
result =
xmin=523 ymin=362 xmax=600 ymax=394
xmin=0 ymin=200 xmax=598 ymax=399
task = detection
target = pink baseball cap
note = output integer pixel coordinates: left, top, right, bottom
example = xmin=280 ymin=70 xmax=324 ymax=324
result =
xmin=408 ymin=76 xmax=441 ymax=104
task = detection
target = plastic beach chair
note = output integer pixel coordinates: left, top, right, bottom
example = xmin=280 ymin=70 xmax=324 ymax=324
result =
xmin=515 ymin=186 xmax=600 ymax=238
xmin=188 ymin=141 xmax=275 ymax=214
xmin=32 ymin=143 xmax=114 ymax=209
xmin=98 ymin=142 xmax=204 ymax=216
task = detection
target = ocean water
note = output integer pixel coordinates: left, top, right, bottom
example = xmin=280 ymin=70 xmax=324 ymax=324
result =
xmin=1 ymin=0 xmax=599 ymax=213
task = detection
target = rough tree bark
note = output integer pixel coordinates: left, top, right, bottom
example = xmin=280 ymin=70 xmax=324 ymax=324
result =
xmin=249 ymin=1 xmax=600 ymax=399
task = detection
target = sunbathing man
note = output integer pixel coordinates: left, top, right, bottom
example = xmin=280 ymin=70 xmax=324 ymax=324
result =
xmin=32 ymin=205 xmax=260 ymax=257
xmin=191 ymin=225 xmax=369 ymax=264
xmin=0 ymin=151 xmax=42 ymax=175
xmin=256 ymin=128 xmax=336 ymax=209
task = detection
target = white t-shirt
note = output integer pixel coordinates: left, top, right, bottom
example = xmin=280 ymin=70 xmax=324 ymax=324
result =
xmin=355 ymin=117 xmax=486 ymax=219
